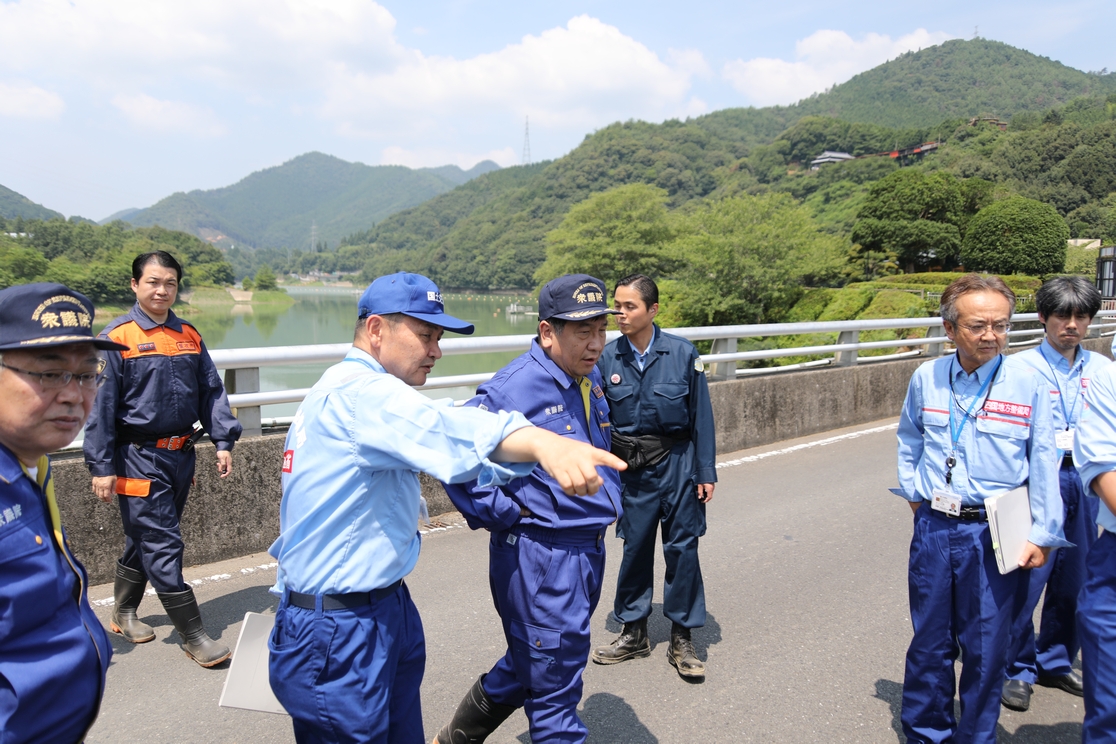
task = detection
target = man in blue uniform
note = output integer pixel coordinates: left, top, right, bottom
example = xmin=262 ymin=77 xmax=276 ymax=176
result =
xmin=591 ymin=274 xmax=717 ymax=679
xmin=84 ymin=250 xmax=242 ymax=667
xmin=0 ymin=283 xmax=118 ymax=743
xmin=894 ymin=273 xmax=1068 ymax=743
xmin=268 ymin=272 xmax=624 ymax=744
xmin=1001 ymin=276 xmax=1106 ymax=711
xmin=434 ymin=274 xmax=623 ymax=744
xmin=1070 ymin=360 xmax=1116 ymax=742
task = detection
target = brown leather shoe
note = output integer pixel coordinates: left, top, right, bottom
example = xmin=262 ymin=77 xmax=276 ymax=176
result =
xmin=668 ymin=623 xmax=705 ymax=679
xmin=591 ymin=618 xmax=651 ymax=665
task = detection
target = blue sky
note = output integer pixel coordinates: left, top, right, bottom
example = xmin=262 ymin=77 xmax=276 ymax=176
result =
xmin=0 ymin=0 xmax=1112 ymax=221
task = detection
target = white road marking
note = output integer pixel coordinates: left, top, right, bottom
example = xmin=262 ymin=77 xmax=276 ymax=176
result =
xmin=716 ymin=423 xmax=899 ymax=470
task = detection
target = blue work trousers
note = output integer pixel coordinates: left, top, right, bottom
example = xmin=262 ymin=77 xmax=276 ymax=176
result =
xmin=1079 ymin=530 xmax=1116 ymax=743
xmin=268 ymin=582 xmax=426 ymax=744
xmin=613 ymin=450 xmax=706 ymax=628
xmin=483 ymin=526 xmax=605 ymax=744
xmin=1007 ymin=464 xmax=1098 ymax=681
xmin=901 ymin=505 xmax=1028 ymax=744
xmin=116 ymin=444 xmax=195 ymax=593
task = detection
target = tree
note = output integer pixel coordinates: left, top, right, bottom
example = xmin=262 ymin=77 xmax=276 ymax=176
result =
xmin=254 ymin=264 xmax=278 ymax=291
xmin=960 ymin=196 xmax=1069 ymax=275
xmin=535 ymin=184 xmax=679 ymax=288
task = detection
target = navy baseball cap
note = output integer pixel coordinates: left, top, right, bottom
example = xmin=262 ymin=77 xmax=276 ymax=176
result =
xmin=538 ymin=274 xmax=620 ymax=322
xmin=0 ymin=283 xmax=127 ymax=352
xmin=358 ymin=272 xmax=475 ymax=335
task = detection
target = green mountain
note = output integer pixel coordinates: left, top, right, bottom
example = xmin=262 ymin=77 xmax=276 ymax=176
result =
xmin=119 ymin=153 xmax=500 ymax=250
xmin=0 ymin=184 xmax=64 ymax=221
xmin=342 ymin=38 xmax=1116 ymax=289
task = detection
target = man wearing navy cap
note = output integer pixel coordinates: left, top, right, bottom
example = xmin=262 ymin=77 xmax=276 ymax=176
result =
xmin=268 ymin=272 xmax=624 ymax=744
xmin=0 ymin=283 xmax=121 ymax=743
xmin=435 ymin=274 xmax=623 ymax=744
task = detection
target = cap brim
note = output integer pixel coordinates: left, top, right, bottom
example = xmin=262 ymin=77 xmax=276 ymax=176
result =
xmin=402 ymin=311 xmax=475 ymax=335
xmin=548 ymin=308 xmax=621 ymax=321
xmin=0 ymin=335 xmax=129 ymax=352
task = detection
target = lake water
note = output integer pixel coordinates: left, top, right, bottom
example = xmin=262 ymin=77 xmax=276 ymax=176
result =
xmin=186 ymin=287 xmax=540 ymax=419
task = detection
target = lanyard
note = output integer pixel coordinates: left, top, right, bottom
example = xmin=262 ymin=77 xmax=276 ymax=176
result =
xmin=945 ymin=355 xmax=1002 ymax=484
xmin=1042 ymin=348 xmax=1082 ymax=430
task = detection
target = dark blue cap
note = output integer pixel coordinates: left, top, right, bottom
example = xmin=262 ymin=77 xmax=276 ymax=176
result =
xmin=0 ymin=283 xmax=127 ymax=352
xmin=538 ymin=274 xmax=619 ymax=322
xmin=358 ymin=272 xmax=474 ymax=335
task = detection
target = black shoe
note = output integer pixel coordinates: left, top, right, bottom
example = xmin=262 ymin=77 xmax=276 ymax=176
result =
xmin=109 ymin=561 xmax=155 ymax=643
xmin=1001 ymin=679 xmax=1033 ymax=711
xmin=667 ymin=623 xmax=705 ymax=679
xmin=1038 ymin=670 xmax=1085 ymax=697
xmin=158 ymin=588 xmax=231 ymax=667
xmin=591 ymin=619 xmax=651 ymax=665
xmin=433 ymin=675 xmax=516 ymax=744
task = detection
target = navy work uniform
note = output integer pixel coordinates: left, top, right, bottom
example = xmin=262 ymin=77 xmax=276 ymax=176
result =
xmin=1006 ymin=340 xmax=1106 ymax=686
xmin=445 ymin=340 xmax=622 ymax=743
xmin=598 ymin=325 xmax=717 ymax=629
xmin=84 ymin=303 xmax=242 ymax=593
xmin=0 ymin=447 xmax=112 ymax=743
xmin=1071 ymin=362 xmax=1116 ymax=741
xmin=894 ymin=353 xmax=1067 ymax=743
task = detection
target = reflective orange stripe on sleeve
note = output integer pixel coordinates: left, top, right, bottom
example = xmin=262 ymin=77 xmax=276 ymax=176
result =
xmin=115 ymin=478 xmax=151 ymax=497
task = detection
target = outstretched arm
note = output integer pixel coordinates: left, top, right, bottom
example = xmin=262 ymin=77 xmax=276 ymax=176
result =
xmin=493 ymin=427 xmax=626 ymax=496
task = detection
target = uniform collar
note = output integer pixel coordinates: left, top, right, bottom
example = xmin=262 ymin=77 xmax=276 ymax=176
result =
xmin=344 ymin=346 xmax=388 ymax=375
xmin=951 ymin=353 xmax=1002 ymax=385
xmin=530 ymin=339 xmax=578 ymax=390
xmin=618 ymin=324 xmax=664 ymax=357
xmin=129 ymin=302 xmax=184 ymax=332
xmin=1039 ymin=338 xmax=1082 ymax=374
xmin=0 ymin=441 xmax=28 ymax=485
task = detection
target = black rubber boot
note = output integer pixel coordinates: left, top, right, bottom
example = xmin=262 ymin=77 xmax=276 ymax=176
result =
xmin=110 ymin=561 xmax=155 ymax=643
xmin=158 ymin=588 xmax=231 ymax=668
xmin=433 ymin=675 xmax=517 ymax=744
xmin=668 ymin=623 xmax=705 ymax=679
xmin=590 ymin=618 xmax=651 ymax=664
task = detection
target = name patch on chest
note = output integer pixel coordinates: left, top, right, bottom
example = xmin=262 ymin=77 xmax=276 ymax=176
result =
xmin=282 ymin=450 xmax=294 ymax=473
xmin=176 ymin=341 xmax=198 ymax=352
xmin=137 ymin=342 xmax=156 ymax=352
xmin=0 ymin=503 xmax=23 ymax=526
xmin=545 ymin=404 xmax=565 ymax=416
xmin=983 ymin=399 xmax=1032 ymax=418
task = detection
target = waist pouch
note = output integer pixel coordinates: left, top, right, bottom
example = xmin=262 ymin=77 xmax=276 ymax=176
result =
xmin=610 ymin=432 xmax=688 ymax=470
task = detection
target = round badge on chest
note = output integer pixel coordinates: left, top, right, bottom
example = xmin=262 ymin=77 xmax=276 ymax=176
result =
xmin=610 ymin=374 xmax=621 ymax=384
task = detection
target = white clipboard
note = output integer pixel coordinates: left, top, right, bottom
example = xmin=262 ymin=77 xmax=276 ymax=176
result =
xmin=986 ymin=486 xmax=1033 ymax=575
xmin=218 ymin=612 xmax=289 ymax=716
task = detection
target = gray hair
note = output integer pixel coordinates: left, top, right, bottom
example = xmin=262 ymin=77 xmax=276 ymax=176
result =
xmin=939 ymin=274 xmax=1017 ymax=323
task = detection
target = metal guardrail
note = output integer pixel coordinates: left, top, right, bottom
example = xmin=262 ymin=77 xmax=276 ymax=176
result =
xmin=213 ymin=311 xmax=1116 ymax=436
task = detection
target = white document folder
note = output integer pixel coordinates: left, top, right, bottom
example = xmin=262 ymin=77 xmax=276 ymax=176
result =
xmin=986 ymin=486 xmax=1033 ymax=575
xmin=218 ymin=612 xmax=289 ymax=716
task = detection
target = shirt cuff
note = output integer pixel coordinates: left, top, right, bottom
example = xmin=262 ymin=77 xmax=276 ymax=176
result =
xmin=890 ymin=487 xmax=920 ymax=503
xmin=695 ymin=467 xmax=717 ymax=484
xmin=87 ymin=462 xmax=115 ymax=478
xmin=1027 ymin=524 xmax=1074 ymax=549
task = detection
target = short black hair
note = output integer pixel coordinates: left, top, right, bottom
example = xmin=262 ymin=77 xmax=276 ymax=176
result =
xmin=1035 ymin=276 xmax=1102 ymax=320
xmin=615 ymin=274 xmax=658 ymax=308
xmin=132 ymin=250 xmax=183 ymax=282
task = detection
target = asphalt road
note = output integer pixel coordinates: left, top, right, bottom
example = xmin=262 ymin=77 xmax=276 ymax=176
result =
xmin=83 ymin=418 xmax=1086 ymax=743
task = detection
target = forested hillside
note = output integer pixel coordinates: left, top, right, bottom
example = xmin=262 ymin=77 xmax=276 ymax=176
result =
xmin=0 ymin=184 xmax=64 ymax=221
xmin=335 ymin=38 xmax=1116 ymax=290
xmin=122 ymin=153 xmax=500 ymax=250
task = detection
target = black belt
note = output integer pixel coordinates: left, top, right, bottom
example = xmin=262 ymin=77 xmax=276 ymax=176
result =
xmin=1062 ymin=453 xmax=1076 ymax=468
xmin=947 ymin=506 xmax=988 ymax=522
xmin=288 ymin=580 xmax=402 ymax=611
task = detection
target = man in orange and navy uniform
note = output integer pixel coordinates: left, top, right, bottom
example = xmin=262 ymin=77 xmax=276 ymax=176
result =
xmin=84 ymin=250 xmax=242 ymax=667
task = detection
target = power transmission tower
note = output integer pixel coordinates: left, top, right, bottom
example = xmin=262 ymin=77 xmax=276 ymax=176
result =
xmin=522 ymin=116 xmax=531 ymax=165
xmin=310 ymin=221 xmax=318 ymax=253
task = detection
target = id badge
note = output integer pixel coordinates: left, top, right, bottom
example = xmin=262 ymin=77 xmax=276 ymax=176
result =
xmin=1055 ymin=428 xmax=1075 ymax=451
xmin=931 ymin=488 xmax=962 ymax=517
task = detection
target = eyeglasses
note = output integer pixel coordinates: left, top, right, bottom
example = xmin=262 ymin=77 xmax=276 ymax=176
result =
xmin=0 ymin=362 xmax=105 ymax=389
xmin=959 ymin=322 xmax=1011 ymax=337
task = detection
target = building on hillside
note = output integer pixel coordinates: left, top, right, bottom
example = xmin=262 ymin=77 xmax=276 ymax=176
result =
xmin=1096 ymin=245 xmax=1116 ymax=310
xmin=809 ymin=151 xmax=855 ymax=170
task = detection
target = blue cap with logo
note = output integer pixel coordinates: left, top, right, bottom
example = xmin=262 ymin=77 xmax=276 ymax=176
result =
xmin=0 ymin=282 xmax=127 ymax=351
xmin=538 ymin=274 xmax=619 ymax=322
xmin=358 ymin=272 xmax=474 ymax=335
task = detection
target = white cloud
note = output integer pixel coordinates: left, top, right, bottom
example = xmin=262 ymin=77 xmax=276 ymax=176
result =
xmin=112 ymin=94 xmax=226 ymax=137
xmin=0 ymin=81 xmax=65 ymax=119
xmin=321 ymin=15 xmax=707 ymax=136
xmin=381 ymin=146 xmax=518 ymax=170
xmin=723 ymin=29 xmax=958 ymax=107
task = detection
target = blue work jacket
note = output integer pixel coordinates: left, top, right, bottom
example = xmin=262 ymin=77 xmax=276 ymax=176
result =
xmin=1073 ymin=361 xmax=1116 ymax=534
xmin=0 ymin=445 xmax=111 ymax=743
xmin=84 ymin=303 xmax=242 ymax=476
xmin=895 ymin=353 xmax=1068 ymax=548
xmin=598 ymin=326 xmax=718 ymax=485
xmin=1015 ymin=340 xmax=1109 ymax=457
xmin=445 ymin=340 xmax=623 ymax=532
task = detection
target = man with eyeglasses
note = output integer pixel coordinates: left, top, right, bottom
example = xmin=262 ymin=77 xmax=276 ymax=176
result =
xmin=0 ymin=283 xmax=122 ymax=743
xmin=84 ymin=250 xmax=242 ymax=667
xmin=894 ymin=273 xmax=1068 ymax=743
xmin=1000 ymin=276 xmax=1106 ymax=713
